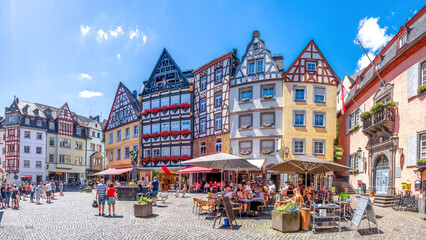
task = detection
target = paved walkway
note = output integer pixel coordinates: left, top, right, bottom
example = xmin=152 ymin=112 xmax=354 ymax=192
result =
xmin=0 ymin=192 xmax=425 ymax=239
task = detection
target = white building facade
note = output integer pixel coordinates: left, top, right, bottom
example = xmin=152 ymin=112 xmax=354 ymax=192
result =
xmin=18 ymin=127 xmax=46 ymax=183
xmin=86 ymin=117 xmax=105 ymax=178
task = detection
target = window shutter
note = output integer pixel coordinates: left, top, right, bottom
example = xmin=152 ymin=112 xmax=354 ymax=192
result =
xmin=406 ymin=135 xmax=418 ymax=166
xmin=345 ymin=116 xmax=350 ymax=135
xmin=359 ymin=104 xmax=365 ymax=127
xmin=407 ymin=63 xmax=419 ymax=99
xmin=346 ymin=156 xmax=350 ymax=174
xmin=358 ymin=151 xmax=364 ymax=173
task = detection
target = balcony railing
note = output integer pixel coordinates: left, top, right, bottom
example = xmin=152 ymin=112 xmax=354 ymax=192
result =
xmin=362 ymin=106 xmax=396 ymax=134
xmin=5 ymin=166 xmax=19 ymax=172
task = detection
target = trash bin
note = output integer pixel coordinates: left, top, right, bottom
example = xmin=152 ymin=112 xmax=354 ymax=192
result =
xmin=361 ymin=183 xmax=366 ymax=194
xmin=300 ymin=208 xmax=311 ymax=231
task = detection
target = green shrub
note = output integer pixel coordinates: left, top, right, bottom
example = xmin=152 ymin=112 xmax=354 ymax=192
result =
xmin=418 ymin=85 xmax=426 ymax=95
xmin=275 ymin=202 xmax=300 ymax=213
xmin=136 ymin=196 xmax=153 ymax=205
xmin=360 ymin=111 xmax=371 ymax=120
xmin=417 ymin=159 xmax=426 ymax=166
xmin=349 ymin=124 xmax=359 ymax=133
xmin=386 ymin=101 xmax=396 ymax=107
xmin=371 ymin=102 xmax=384 ymax=112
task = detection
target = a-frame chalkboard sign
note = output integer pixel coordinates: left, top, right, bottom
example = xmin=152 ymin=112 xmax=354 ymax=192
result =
xmin=213 ymin=197 xmax=237 ymax=229
xmin=351 ymin=196 xmax=379 ymax=234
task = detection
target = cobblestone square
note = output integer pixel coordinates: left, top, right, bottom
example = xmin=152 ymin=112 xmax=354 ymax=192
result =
xmin=0 ymin=192 xmax=425 ymax=240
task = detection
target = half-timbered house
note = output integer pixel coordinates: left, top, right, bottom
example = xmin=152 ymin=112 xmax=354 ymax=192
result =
xmin=193 ymin=51 xmax=239 ymax=158
xmin=139 ymin=49 xmax=193 ymax=189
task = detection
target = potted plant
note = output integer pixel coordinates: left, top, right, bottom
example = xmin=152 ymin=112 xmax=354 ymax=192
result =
xmin=417 ymin=158 xmax=426 ymax=166
xmin=160 ymin=106 xmax=169 ymax=112
xmin=180 ymin=129 xmax=192 ymax=136
xmin=128 ymin=182 xmax=138 ymax=187
xmin=160 ymin=131 xmax=170 ymax=138
xmin=150 ymin=132 xmax=160 ymax=139
xmin=134 ymin=196 xmax=153 ymax=218
xmin=169 ymin=104 xmax=180 ymax=113
xmin=141 ymin=134 xmax=150 ymax=139
xmin=370 ymin=102 xmax=384 ymax=112
xmin=418 ymin=85 xmax=426 ymax=95
xmin=85 ymin=186 xmax=92 ymax=193
xmin=272 ymin=202 xmax=301 ymax=232
xmin=180 ymin=103 xmax=190 ymax=109
xmin=150 ymin=108 xmax=160 ymax=115
xmin=349 ymin=169 xmax=359 ymax=174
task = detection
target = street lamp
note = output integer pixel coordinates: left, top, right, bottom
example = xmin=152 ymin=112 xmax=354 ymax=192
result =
xmin=391 ymin=134 xmax=399 ymax=148
xmin=285 ymin=147 xmax=289 ymax=155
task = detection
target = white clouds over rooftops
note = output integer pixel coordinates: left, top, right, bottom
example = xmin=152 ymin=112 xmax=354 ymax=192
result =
xmin=110 ymin=26 xmax=124 ymax=37
xmin=129 ymin=26 xmax=148 ymax=44
xmin=354 ymin=17 xmax=393 ymax=71
xmin=78 ymin=90 xmax=103 ymax=98
xmin=97 ymin=29 xmax=109 ymax=42
xmin=80 ymin=25 xmax=90 ymax=37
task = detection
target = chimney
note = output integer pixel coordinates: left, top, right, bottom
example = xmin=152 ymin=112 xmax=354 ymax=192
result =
xmin=232 ymin=48 xmax=237 ymax=57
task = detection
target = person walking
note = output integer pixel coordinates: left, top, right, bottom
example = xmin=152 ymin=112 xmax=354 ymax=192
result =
xmin=45 ymin=181 xmax=52 ymax=203
xmin=35 ymin=184 xmax=42 ymax=204
xmin=30 ymin=182 xmax=35 ymax=203
xmin=50 ymin=180 xmax=56 ymax=200
xmin=5 ymin=183 xmax=11 ymax=207
xmin=11 ymin=184 xmax=18 ymax=209
xmin=18 ymin=183 xmax=24 ymax=201
xmin=59 ymin=181 xmax=64 ymax=197
xmin=107 ymin=183 xmax=118 ymax=216
xmin=96 ymin=179 xmax=107 ymax=216
xmin=150 ymin=177 xmax=159 ymax=206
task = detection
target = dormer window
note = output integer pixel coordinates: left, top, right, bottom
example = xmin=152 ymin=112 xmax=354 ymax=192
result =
xmin=37 ymin=120 xmax=42 ymax=127
xmin=76 ymin=128 xmax=81 ymax=135
xmin=25 ymin=118 xmax=30 ymax=125
xmin=307 ymin=62 xmax=316 ymax=71
xmin=398 ymin=32 xmax=407 ymax=49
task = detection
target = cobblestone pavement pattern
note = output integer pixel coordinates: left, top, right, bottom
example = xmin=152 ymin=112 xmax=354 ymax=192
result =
xmin=0 ymin=192 xmax=425 ymax=240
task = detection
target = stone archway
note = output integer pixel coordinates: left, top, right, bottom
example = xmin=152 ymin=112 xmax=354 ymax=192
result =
xmin=373 ymin=154 xmax=390 ymax=195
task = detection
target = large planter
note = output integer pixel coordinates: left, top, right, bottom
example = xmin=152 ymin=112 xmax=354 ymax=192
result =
xmin=272 ymin=211 xmax=301 ymax=232
xmin=134 ymin=203 xmax=153 ymax=218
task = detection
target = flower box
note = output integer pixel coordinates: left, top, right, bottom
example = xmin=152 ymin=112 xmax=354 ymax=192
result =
xmin=240 ymin=151 xmax=251 ymax=156
xmin=263 ymin=95 xmax=273 ymax=99
xmin=241 ymin=98 xmax=251 ymax=103
xmin=240 ymin=124 xmax=251 ymax=129
xmin=160 ymin=131 xmax=170 ymax=137
xmin=160 ymin=106 xmax=169 ymax=112
xmin=150 ymin=132 xmax=160 ymax=138
xmin=169 ymin=131 xmax=180 ymax=136
xmin=349 ymin=124 xmax=359 ymax=133
xmin=150 ymin=108 xmax=160 ymax=114
xmin=262 ymin=123 xmax=273 ymax=127
xmin=141 ymin=110 xmax=150 ymax=115
xmin=180 ymin=129 xmax=192 ymax=135
xmin=262 ymin=150 xmax=273 ymax=155
xmin=169 ymin=104 xmax=180 ymax=110
xmin=418 ymin=85 xmax=426 ymax=95
xmin=180 ymin=103 xmax=190 ymax=109
xmin=349 ymin=169 xmax=359 ymax=174
xmin=417 ymin=159 xmax=426 ymax=166
xmin=141 ymin=134 xmax=150 ymax=139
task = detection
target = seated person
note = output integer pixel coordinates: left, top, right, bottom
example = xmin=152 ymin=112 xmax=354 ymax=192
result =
xmin=294 ymin=189 xmax=304 ymax=207
xmin=250 ymin=187 xmax=265 ymax=216
xmin=203 ymin=182 xmax=210 ymax=193
xmin=303 ymin=187 xmax=314 ymax=207
xmin=338 ymin=188 xmax=350 ymax=201
xmin=223 ymin=187 xmax=233 ymax=199
xmin=175 ymin=184 xmax=187 ymax=197
xmin=317 ymin=185 xmax=329 ymax=204
xmin=238 ymin=188 xmax=249 ymax=214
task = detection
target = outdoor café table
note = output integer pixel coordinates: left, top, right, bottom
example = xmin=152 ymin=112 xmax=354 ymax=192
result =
xmin=311 ymin=203 xmax=341 ymax=233
xmin=240 ymin=199 xmax=253 ymax=217
xmin=336 ymin=199 xmax=351 ymax=221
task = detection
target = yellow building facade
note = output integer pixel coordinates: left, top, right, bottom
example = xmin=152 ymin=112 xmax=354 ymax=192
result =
xmin=282 ymin=41 xmax=338 ymax=162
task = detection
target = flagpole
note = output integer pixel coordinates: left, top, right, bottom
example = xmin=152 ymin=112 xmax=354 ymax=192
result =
xmin=357 ymin=38 xmax=387 ymax=86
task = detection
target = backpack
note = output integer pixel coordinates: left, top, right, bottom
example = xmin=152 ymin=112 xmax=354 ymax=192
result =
xmin=92 ymin=200 xmax=98 ymax=208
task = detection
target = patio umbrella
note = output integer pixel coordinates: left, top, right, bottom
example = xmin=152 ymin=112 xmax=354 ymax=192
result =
xmin=267 ymin=155 xmax=352 ymax=187
xmin=183 ymin=153 xmax=258 ymax=189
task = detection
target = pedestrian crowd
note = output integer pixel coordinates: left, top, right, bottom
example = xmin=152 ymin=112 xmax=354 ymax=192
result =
xmin=0 ymin=180 xmax=64 ymax=209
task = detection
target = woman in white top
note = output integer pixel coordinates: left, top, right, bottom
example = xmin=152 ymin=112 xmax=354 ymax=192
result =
xmin=369 ymin=191 xmax=375 ymax=204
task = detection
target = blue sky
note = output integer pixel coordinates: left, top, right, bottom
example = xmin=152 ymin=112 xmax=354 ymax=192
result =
xmin=0 ymin=0 xmax=424 ymax=119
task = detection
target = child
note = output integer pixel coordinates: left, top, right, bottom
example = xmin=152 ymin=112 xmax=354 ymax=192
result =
xmin=107 ymin=183 xmax=118 ymax=216
xmin=35 ymin=185 xmax=42 ymax=204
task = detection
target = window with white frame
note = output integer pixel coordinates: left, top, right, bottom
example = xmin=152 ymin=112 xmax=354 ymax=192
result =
xmin=215 ymin=115 xmax=222 ymax=130
xmin=144 ymin=149 xmax=151 ymax=158
xmin=313 ymin=111 xmax=326 ymax=127
xmin=36 ymin=132 xmax=42 ymax=140
xmin=109 ymin=150 xmax=113 ymax=161
xmin=200 ymin=118 xmax=206 ymax=133
xmin=161 ymin=97 xmax=169 ymax=107
xmin=239 ymin=141 xmax=252 ymax=155
xmin=314 ymin=87 xmax=326 ymax=102
xmin=9 ymin=145 xmax=15 ymax=152
xmin=182 ymin=146 xmax=191 ymax=156
xmin=239 ymin=114 xmax=252 ymax=129
xmin=125 ymin=127 xmax=130 ymax=139
xmin=422 ymin=62 xmax=426 ymax=86
xmin=293 ymin=111 xmax=306 ymax=127
xmin=153 ymin=148 xmax=160 ymax=157
xmin=215 ymin=69 xmax=223 ymax=84
xmin=37 ymin=120 xmax=42 ymax=127
xmin=143 ymin=125 xmax=151 ymax=134
xmin=201 ymin=77 xmax=207 ymax=91
xmin=262 ymin=85 xmax=274 ymax=99
xmin=162 ymin=147 xmax=170 ymax=157
xmin=293 ymin=138 xmax=305 ymax=154
xmin=152 ymin=99 xmax=160 ymax=109
xmin=257 ymin=59 xmax=264 ymax=72
xmin=24 ymin=131 xmax=30 ymax=138
xmin=313 ymin=139 xmax=325 ymax=155
xmin=90 ymin=143 xmax=95 ymax=151
xmin=36 ymin=161 xmax=42 ymax=168
xmin=24 ymin=160 xmax=30 ymax=168
xmin=116 ymin=130 xmax=121 ymax=142
xmin=108 ymin=133 xmax=113 ymax=144
xmin=36 ymin=147 xmax=42 ymax=154
xmin=97 ymin=145 xmax=102 ymax=152
xmin=171 ymin=95 xmax=180 ymax=105
xmin=76 ymin=128 xmax=81 ymax=135
xmin=8 ymin=129 xmax=15 ymax=137
xmin=215 ymin=138 xmax=222 ymax=152
xmin=350 ymin=154 xmax=359 ymax=170
xmin=261 ymin=112 xmax=274 ymax=127
xmin=182 ymin=120 xmax=190 ymax=130
xmin=215 ymin=93 xmax=222 ymax=107
xmin=59 ymin=138 xmax=71 ymax=148
xmin=161 ymin=122 xmax=170 ymax=132
xmin=24 ymin=146 xmax=30 ymax=153
xmin=75 ymin=141 xmax=83 ymax=150
xmin=49 ymin=137 xmax=55 ymax=146
xmin=200 ymin=99 xmax=206 ymax=112
xmin=239 ymin=87 xmax=252 ymax=102
xmin=248 ymin=61 xmax=255 ymax=74
xmin=261 ymin=140 xmax=274 ymax=155
xmin=350 ymin=109 xmax=361 ymax=128
xmin=181 ymin=94 xmax=190 ymax=104
xmin=116 ymin=148 xmax=121 ymax=160
xmin=171 ymin=147 xmax=180 ymax=156
xmin=152 ymin=124 xmax=160 ymax=133
xmin=133 ymin=125 xmax=139 ymax=137
xmin=143 ymin=101 xmax=150 ymax=110
xmin=200 ymin=142 xmax=207 ymax=155
xmin=307 ymin=62 xmax=316 ymax=71
xmin=25 ymin=118 xmax=30 ymax=125
xmin=171 ymin=121 xmax=180 ymax=131
xmin=49 ymin=122 xmax=55 ymax=130
xmin=399 ymin=33 xmax=407 ymax=48
xmin=420 ymin=134 xmax=426 ymax=159
xmin=125 ymin=147 xmax=130 ymax=159
xmin=294 ymin=85 xmax=306 ymax=101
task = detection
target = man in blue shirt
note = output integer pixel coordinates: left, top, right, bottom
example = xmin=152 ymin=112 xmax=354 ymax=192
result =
xmin=150 ymin=177 xmax=159 ymax=206
xmin=96 ymin=179 xmax=107 ymax=215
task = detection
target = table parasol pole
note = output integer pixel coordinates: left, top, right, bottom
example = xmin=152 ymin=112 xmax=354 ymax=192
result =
xmin=305 ymin=169 xmax=308 ymax=188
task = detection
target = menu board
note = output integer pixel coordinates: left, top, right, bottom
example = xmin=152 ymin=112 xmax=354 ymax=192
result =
xmin=352 ymin=196 xmax=377 ymax=227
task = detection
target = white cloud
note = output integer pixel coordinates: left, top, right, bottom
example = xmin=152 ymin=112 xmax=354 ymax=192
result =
xmin=80 ymin=25 xmax=90 ymax=37
xmin=97 ymin=29 xmax=109 ymax=42
xmin=142 ymin=34 xmax=147 ymax=44
xmin=391 ymin=12 xmax=395 ymax=17
xmin=354 ymin=17 xmax=393 ymax=72
xmin=110 ymin=26 xmax=124 ymax=37
xmin=129 ymin=28 xmax=140 ymax=39
xmin=356 ymin=51 xmax=375 ymax=72
xmin=79 ymin=90 xmax=103 ymax=98
xmin=79 ymin=73 xmax=92 ymax=81
xmin=117 ymin=53 xmax=121 ymax=60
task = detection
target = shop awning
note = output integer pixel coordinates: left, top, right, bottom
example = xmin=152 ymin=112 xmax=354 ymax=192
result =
xmin=94 ymin=167 xmax=132 ymax=175
xmin=22 ymin=175 xmax=32 ymax=178
xmin=177 ymin=165 xmax=219 ymax=174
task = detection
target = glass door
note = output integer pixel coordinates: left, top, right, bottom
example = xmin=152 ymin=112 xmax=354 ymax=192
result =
xmin=376 ymin=168 xmax=389 ymax=194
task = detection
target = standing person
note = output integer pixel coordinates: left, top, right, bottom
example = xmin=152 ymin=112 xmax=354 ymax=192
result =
xmin=369 ymin=191 xmax=375 ymax=205
xmin=59 ymin=181 xmax=64 ymax=197
xmin=18 ymin=184 xmax=24 ymax=201
xmin=150 ymin=177 xmax=159 ymax=206
xmin=5 ymin=183 xmax=11 ymax=207
xmin=11 ymin=184 xmax=18 ymax=209
xmin=45 ymin=181 xmax=52 ymax=203
xmin=30 ymin=183 xmax=35 ymax=203
xmin=96 ymin=179 xmax=107 ymax=216
xmin=50 ymin=180 xmax=56 ymax=200
xmin=35 ymin=185 xmax=42 ymax=204
xmin=268 ymin=181 xmax=276 ymax=195
xmin=1 ymin=184 xmax=6 ymax=208
xmin=107 ymin=183 xmax=118 ymax=216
